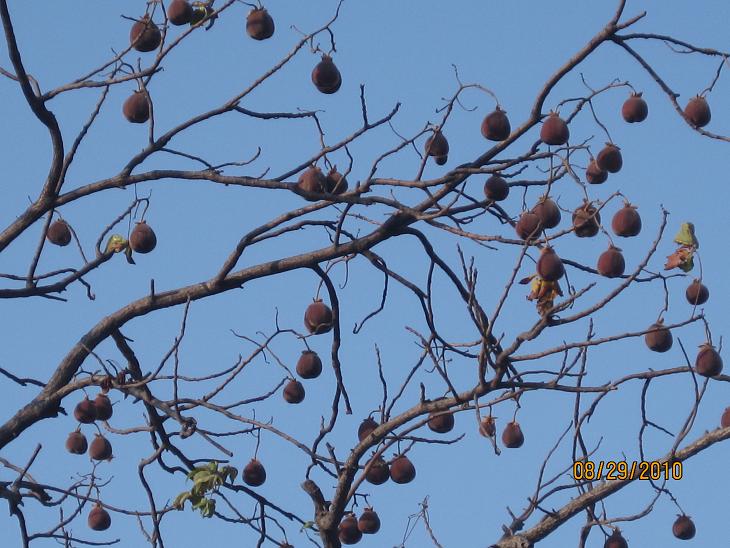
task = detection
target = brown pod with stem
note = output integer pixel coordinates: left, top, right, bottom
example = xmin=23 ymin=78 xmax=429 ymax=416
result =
xmin=74 ymin=397 xmax=97 ymax=424
xmin=358 ymin=417 xmax=378 ymax=441
xmin=47 ymin=220 xmax=72 ymax=246
xmin=66 ymin=430 xmax=88 ymax=455
xmin=536 ymin=246 xmax=565 ymax=282
xmin=604 ymin=529 xmax=628 ymax=548
xmin=611 ymin=203 xmax=641 ymax=237
xmin=622 ymin=92 xmax=648 ymax=123
xmin=283 ymin=379 xmax=305 ymax=403
xmin=484 ymin=174 xmax=509 ymax=201
xmin=586 ymin=159 xmax=608 ymax=184
xmin=246 ymin=7 xmax=275 ymax=40
xmin=502 ymin=421 xmax=524 ymax=448
xmin=123 ymin=91 xmax=150 ymax=124
xmin=644 ymin=320 xmax=673 ymax=353
xmin=130 ymin=221 xmax=157 ymax=253
xmin=481 ymin=106 xmax=511 ymax=141
xmin=168 ymin=0 xmax=193 ymax=26
xmin=94 ymin=394 xmax=113 ymax=421
xmin=297 ymin=166 xmax=326 ymax=194
xmin=425 ymin=129 xmax=449 ymax=166
xmin=572 ymin=202 xmax=601 ymax=238
xmin=296 ymin=350 xmax=322 ymax=379
xmin=427 ymin=410 xmax=455 ymax=434
xmin=540 ymin=112 xmax=569 ymax=145
xmin=88 ymin=503 xmax=112 ymax=531
xmin=130 ymin=16 xmax=161 ymax=52
xmin=695 ymin=343 xmax=723 ymax=377
xmin=338 ymin=513 xmax=362 ymax=545
xmin=304 ymin=300 xmax=333 ymax=334
xmin=597 ymin=245 xmax=625 ymax=278
xmin=672 ymin=515 xmax=696 ymax=540
xmin=89 ymin=434 xmax=113 ymax=461
xmin=243 ymin=458 xmax=266 ymax=486
xmin=364 ymin=455 xmax=390 ymax=485
xmin=390 ymin=455 xmax=416 ymax=484
xmin=479 ymin=416 xmax=496 ymax=437
xmin=324 ymin=168 xmax=348 ymax=194
xmin=685 ymin=279 xmax=709 ymax=305
xmin=596 ymin=143 xmax=623 ymax=173
xmin=311 ymin=54 xmax=342 ymax=94
xmin=515 ymin=212 xmax=542 ymax=241
xmin=684 ymin=95 xmax=711 ymax=127
xmin=531 ymin=197 xmax=561 ymax=229
xmin=358 ymin=507 xmax=381 ymax=534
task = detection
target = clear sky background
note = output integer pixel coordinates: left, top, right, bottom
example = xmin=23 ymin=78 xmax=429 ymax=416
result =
xmin=1 ymin=1 xmax=729 ymax=547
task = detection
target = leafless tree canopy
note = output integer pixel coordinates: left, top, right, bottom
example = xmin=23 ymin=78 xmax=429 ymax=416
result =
xmin=1 ymin=1 xmax=728 ymax=547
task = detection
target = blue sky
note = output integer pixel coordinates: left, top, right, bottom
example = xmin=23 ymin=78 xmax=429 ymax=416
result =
xmin=1 ymin=1 xmax=729 ymax=546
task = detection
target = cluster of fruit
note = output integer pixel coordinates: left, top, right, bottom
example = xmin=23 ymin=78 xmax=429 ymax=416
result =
xmin=123 ymin=3 xmax=342 ymax=124
xmin=604 ymin=511 xmax=697 ymax=547
xmin=65 ymin=394 xmax=115 ymax=531
xmin=45 ymin=219 xmax=157 ymax=255
xmin=337 ymin=508 xmax=380 ymax=544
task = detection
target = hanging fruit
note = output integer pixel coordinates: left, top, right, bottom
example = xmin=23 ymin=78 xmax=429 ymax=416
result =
xmin=540 ymin=112 xmax=569 ymax=145
xmin=481 ymin=106 xmax=511 ymax=141
xmin=311 ymin=54 xmax=342 ymax=94
xmin=621 ymin=92 xmax=648 ymax=123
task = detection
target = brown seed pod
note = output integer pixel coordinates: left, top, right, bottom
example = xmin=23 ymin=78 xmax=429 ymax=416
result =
xmin=66 ymin=430 xmax=88 ymax=455
xmin=88 ymin=504 xmax=112 ymax=531
xmin=611 ymin=203 xmax=641 ymax=237
xmin=130 ymin=16 xmax=161 ymax=52
xmin=338 ymin=514 xmax=363 ymax=545
xmin=74 ymin=397 xmax=97 ymax=424
xmin=586 ymin=159 xmax=608 ymax=184
xmin=425 ymin=130 xmax=449 ymax=158
xmin=311 ymin=54 xmax=342 ymax=94
xmin=94 ymin=394 xmax=113 ymax=421
xmin=304 ymin=300 xmax=333 ymax=334
xmin=597 ymin=246 xmax=625 ymax=278
xmin=47 ymin=220 xmax=72 ymax=246
xmin=89 ymin=434 xmax=113 ymax=461
xmin=572 ymin=202 xmax=601 ymax=238
xmin=358 ymin=417 xmax=378 ymax=441
xmin=515 ymin=212 xmax=542 ymax=241
xmin=696 ymin=344 xmax=723 ymax=377
xmin=502 ymin=421 xmax=524 ymax=448
xmin=540 ymin=112 xmax=569 ymax=145
xmin=427 ymin=411 xmax=455 ymax=434
xmin=596 ymin=143 xmax=623 ymax=173
xmin=684 ymin=95 xmax=711 ymax=128
xmin=478 ymin=416 xmax=496 ymax=438
xmin=324 ymin=168 xmax=348 ymax=194
xmin=644 ymin=321 xmax=673 ymax=353
xmin=246 ymin=7 xmax=275 ymax=40
xmin=481 ymin=107 xmax=511 ymax=141
xmin=484 ymin=174 xmax=509 ymax=202
xmin=721 ymin=407 xmax=730 ymax=428
xmin=243 ymin=458 xmax=266 ymax=486
xmin=130 ymin=221 xmax=157 ymax=253
xmin=685 ymin=279 xmax=709 ymax=305
xmin=390 ymin=455 xmax=416 ymax=484
xmin=295 ymin=350 xmax=322 ymax=379
xmin=536 ymin=246 xmax=565 ymax=282
xmin=604 ymin=529 xmax=628 ymax=548
xmin=672 ymin=515 xmax=696 ymax=540
xmin=531 ymin=197 xmax=561 ymax=229
xmin=168 ymin=0 xmax=193 ymax=25
xmin=123 ymin=91 xmax=150 ymax=124
xmin=358 ymin=507 xmax=381 ymax=534
xmin=283 ymin=379 xmax=305 ymax=404
xmin=365 ymin=456 xmax=390 ymax=485
xmin=621 ymin=92 xmax=648 ymax=123
xmin=296 ymin=166 xmax=326 ymax=195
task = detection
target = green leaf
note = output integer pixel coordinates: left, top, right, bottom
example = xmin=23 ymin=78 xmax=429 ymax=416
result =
xmin=674 ymin=222 xmax=699 ymax=249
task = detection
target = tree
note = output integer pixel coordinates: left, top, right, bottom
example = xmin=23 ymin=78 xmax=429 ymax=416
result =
xmin=0 ymin=0 xmax=728 ymax=546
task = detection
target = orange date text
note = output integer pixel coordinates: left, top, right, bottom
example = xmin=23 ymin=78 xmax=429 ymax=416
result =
xmin=572 ymin=460 xmax=683 ymax=481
